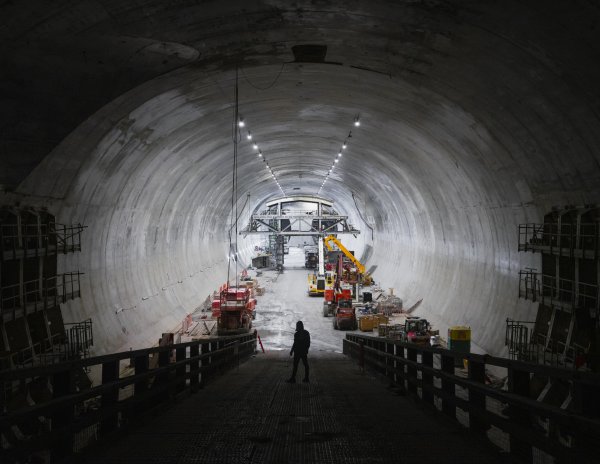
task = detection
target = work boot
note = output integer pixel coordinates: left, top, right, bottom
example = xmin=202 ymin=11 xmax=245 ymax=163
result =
xmin=285 ymin=378 xmax=295 ymax=383
xmin=302 ymin=378 xmax=310 ymax=383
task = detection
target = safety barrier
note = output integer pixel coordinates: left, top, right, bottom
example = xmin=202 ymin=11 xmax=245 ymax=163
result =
xmin=344 ymin=333 xmax=600 ymax=464
xmin=0 ymin=331 xmax=257 ymax=462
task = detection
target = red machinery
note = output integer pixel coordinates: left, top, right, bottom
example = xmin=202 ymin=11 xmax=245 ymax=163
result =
xmin=332 ymin=298 xmax=357 ymax=330
xmin=212 ymin=283 xmax=256 ymax=335
xmin=323 ymin=253 xmax=352 ymax=317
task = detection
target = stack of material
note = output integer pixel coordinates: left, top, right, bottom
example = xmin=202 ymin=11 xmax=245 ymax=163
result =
xmin=378 ymin=296 xmax=403 ymax=315
xmin=378 ymin=324 xmax=390 ymax=337
xmin=373 ymin=314 xmax=389 ymax=326
xmin=358 ymin=315 xmax=376 ymax=332
xmin=244 ymin=280 xmax=256 ymax=297
xmin=383 ymin=324 xmax=404 ymax=339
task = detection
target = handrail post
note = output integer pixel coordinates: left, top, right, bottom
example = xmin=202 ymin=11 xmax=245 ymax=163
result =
xmin=50 ymin=368 xmax=74 ymax=460
xmin=175 ymin=346 xmax=186 ymax=393
xmin=421 ymin=350 xmax=434 ymax=405
xmin=571 ymin=379 xmax=600 ymax=459
xmin=200 ymin=342 xmax=210 ymax=387
xmin=358 ymin=339 xmax=365 ymax=372
xmin=156 ymin=347 xmax=170 ymax=392
xmin=100 ymin=359 xmax=120 ymax=436
xmin=385 ymin=341 xmax=394 ymax=384
xmin=406 ymin=346 xmax=418 ymax=396
xmin=441 ymin=353 xmax=455 ymax=418
xmin=189 ymin=343 xmax=200 ymax=392
xmin=467 ymin=358 xmax=488 ymax=438
xmin=395 ymin=343 xmax=406 ymax=390
xmin=133 ymin=353 xmax=149 ymax=414
xmin=508 ymin=367 xmax=532 ymax=462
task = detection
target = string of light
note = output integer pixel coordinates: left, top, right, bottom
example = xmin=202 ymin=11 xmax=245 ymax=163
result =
xmin=317 ymin=115 xmax=360 ymax=196
xmin=238 ymin=117 xmax=286 ymax=196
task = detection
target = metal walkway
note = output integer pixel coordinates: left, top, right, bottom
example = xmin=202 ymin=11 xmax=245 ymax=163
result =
xmin=78 ymin=353 xmax=505 ymax=464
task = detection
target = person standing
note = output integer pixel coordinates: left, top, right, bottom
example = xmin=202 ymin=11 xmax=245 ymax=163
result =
xmin=287 ymin=321 xmax=310 ymax=383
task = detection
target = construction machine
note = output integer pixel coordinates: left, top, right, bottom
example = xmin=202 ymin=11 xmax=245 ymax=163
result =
xmin=402 ymin=316 xmax=438 ymax=344
xmin=323 ymin=235 xmax=373 ymax=286
xmin=333 ymin=298 xmax=357 ymax=330
xmin=305 ymin=251 xmax=318 ymax=269
xmin=307 ymin=273 xmax=325 ymax=296
xmin=212 ymin=283 xmax=256 ymax=335
xmin=307 ymin=237 xmax=326 ymax=296
xmin=322 ymin=256 xmax=351 ymax=317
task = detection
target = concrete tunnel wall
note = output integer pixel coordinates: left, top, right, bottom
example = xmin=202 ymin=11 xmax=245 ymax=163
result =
xmin=3 ymin=1 xmax=600 ymax=356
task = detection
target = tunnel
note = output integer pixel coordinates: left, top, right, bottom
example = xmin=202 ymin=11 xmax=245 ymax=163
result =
xmin=1 ymin=1 xmax=600 ymax=463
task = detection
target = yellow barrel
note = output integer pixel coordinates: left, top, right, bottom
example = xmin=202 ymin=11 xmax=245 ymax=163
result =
xmin=448 ymin=326 xmax=471 ymax=366
xmin=448 ymin=326 xmax=471 ymax=341
xmin=359 ymin=316 xmax=375 ymax=332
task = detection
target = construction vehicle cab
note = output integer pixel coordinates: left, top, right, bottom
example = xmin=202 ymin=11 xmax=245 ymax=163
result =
xmin=305 ymin=251 xmax=318 ymax=269
xmin=333 ymin=298 xmax=357 ymax=330
xmin=215 ymin=284 xmax=256 ymax=335
xmin=307 ymin=273 xmax=325 ymax=296
xmin=323 ymin=235 xmax=373 ymax=286
xmin=323 ymin=285 xmax=352 ymax=317
xmin=403 ymin=316 xmax=436 ymax=344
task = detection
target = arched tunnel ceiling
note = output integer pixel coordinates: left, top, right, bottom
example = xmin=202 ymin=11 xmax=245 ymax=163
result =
xmin=2 ymin=0 xmax=600 ymax=191
xmin=2 ymin=1 xmax=600 ymax=355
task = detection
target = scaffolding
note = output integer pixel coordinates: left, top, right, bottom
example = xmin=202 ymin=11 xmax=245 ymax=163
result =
xmin=505 ymin=318 xmax=588 ymax=368
xmin=1 ymin=272 xmax=84 ymax=322
xmin=1 ymin=207 xmax=87 ymax=369
xmin=516 ymin=206 xmax=600 ymax=370
xmin=240 ymin=195 xmax=360 ymax=237
xmin=518 ymin=221 xmax=599 ymax=259
xmin=1 ymin=221 xmax=86 ymax=261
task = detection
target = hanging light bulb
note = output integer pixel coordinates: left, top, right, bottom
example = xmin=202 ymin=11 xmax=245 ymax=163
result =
xmin=238 ymin=118 xmax=245 ymax=128
xmin=354 ymin=116 xmax=360 ymax=127
xmin=342 ymin=143 xmax=347 ymax=149
xmin=335 ymin=159 xmax=339 ymax=163
xmin=338 ymin=152 xmax=342 ymax=157
xmin=253 ymin=143 xmax=258 ymax=150
xmin=258 ymin=150 xmax=262 ymax=157
xmin=247 ymin=132 xmax=252 ymax=140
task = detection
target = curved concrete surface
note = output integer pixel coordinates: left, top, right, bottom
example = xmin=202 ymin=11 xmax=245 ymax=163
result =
xmin=2 ymin=1 xmax=600 ymax=355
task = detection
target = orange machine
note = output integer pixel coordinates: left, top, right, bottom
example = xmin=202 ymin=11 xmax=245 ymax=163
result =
xmin=332 ymin=298 xmax=357 ymax=330
xmin=213 ymin=283 xmax=256 ymax=335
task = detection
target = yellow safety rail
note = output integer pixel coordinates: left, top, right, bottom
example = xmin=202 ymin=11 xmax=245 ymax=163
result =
xmin=323 ymin=235 xmax=366 ymax=274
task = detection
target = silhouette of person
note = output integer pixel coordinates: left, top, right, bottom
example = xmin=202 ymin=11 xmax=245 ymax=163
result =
xmin=287 ymin=320 xmax=310 ymax=383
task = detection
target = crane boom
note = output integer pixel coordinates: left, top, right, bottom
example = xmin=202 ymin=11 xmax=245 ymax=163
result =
xmin=323 ymin=235 xmax=366 ymax=274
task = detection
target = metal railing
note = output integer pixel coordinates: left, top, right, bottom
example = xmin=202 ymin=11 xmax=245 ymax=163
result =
xmin=0 ymin=272 xmax=83 ymax=320
xmin=0 ymin=332 xmax=66 ymax=370
xmin=51 ymin=223 xmax=85 ymax=254
xmin=64 ymin=319 xmax=93 ymax=361
xmin=0 ymin=222 xmax=85 ymax=261
xmin=0 ymin=332 xmax=257 ymax=462
xmin=505 ymin=319 xmax=588 ymax=369
xmin=344 ymin=333 xmax=600 ymax=464
xmin=518 ymin=269 xmax=599 ymax=312
xmin=0 ymin=320 xmax=93 ymax=371
xmin=505 ymin=318 xmax=536 ymax=361
xmin=519 ymin=269 xmax=540 ymax=302
xmin=518 ymin=222 xmax=600 ymax=258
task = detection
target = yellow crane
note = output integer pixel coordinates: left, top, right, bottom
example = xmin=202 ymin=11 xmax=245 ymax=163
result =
xmin=323 ymin=235 xmax=366 ymax=274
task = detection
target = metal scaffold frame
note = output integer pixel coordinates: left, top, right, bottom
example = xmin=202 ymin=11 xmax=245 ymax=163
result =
xmin=240 ymin=195 xmax=360 ymax=238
